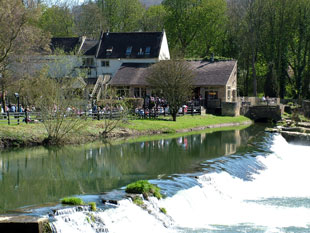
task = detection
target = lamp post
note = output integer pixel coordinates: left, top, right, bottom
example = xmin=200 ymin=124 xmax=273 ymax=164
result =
xmin=14 ymin=93 xmax=20 ymax=112
xmin=89 ymin=94 xmax=93 ymax=117
xmin=0 ymin=73 xmax=4 ymax=113
xmin=14 ymin=93 xmax=20 ymax=125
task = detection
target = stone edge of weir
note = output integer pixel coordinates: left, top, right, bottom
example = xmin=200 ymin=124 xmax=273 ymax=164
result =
xmin=0 ymin=215 xmax=50 ymax=233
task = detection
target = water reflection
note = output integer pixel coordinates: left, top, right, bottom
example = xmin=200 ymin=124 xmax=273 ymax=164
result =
xmin=0 ymin=125 xmax=264 ymax=213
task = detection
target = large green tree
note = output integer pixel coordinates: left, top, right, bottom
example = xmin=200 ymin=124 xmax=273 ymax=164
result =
xmin=140 ymin=5 xmax=166 ymax=32
xmin=163 ymin=0 xmax=206 ymax=56
xmin=286 ymin=0 xmax=310 ymax=99
xmin=188 ymin=0 xmax=227 ymax=58
xmin=38 ymin=4 xmax=75 ymax=37
xmin=73 ymin=1 xmax=105 ymax=38
xmin=97 ymin=0 xmax=145 ymax=32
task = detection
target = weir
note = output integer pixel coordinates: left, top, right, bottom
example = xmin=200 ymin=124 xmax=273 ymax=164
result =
xmin=1 ymin=127 xmax=310 ymax=232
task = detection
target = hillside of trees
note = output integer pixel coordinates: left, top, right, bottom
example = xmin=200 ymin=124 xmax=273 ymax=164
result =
xmin=1 ymin=0 xmax=310 ymax=99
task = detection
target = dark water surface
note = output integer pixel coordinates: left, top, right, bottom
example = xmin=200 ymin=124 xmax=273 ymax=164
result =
xmin=0 ymin=125 xmax=265 ymax=214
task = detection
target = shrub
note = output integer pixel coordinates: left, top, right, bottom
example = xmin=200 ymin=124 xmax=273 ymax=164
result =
xmin=124 ymin=98 xmax=144 ymax=110
xmin=125 ymin=180 xmax=162 ymax=199
xmin=160 ymin=207 xmax=167 ymax=214
xmin=89 ymin=202 xmax=96 ymax=211
xmin=132 ymin=196 xmax=144 ymax=206
xmin=61 ymin=197 xmax=84 ymax=205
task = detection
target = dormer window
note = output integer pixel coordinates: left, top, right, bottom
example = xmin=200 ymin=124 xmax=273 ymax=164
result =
xmin=126 ymin=46 xmax=132 ymax=56
xmin=145 ymin=46 xmax=151 ymax=55
xmin=106 ymin=47 xmax=113 ymax=56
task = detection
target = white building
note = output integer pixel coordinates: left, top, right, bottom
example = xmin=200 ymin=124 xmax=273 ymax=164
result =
xmin=80 ymin=31 xmax=170 ymax=81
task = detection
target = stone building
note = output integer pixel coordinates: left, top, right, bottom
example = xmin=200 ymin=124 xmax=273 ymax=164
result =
xmin=109 ymin=60 xmax=238 ymax=105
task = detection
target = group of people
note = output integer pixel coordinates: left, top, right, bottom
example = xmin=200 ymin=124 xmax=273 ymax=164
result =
xmin=0 ymin=104 xmax=20 ymax=113
xmin=0 ymin=103 xmax=35 ymax=113
xmin=261 ymin=96 xmax=270 ymax=105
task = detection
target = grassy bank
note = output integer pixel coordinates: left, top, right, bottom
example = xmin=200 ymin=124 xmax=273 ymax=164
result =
xmin=0 ymin=115 xmax=251 ymax=149
xmin=121 ymin=115 xmax=250 ymax=133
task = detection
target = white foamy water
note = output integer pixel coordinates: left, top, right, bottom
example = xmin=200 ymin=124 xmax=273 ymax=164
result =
xmin=51 ymin=199 xmax=174 ymax=233
xmin=51 ymin=135 xmax=310 ymax=232
xmin=162 ymin=135 xmax=310 ymax=231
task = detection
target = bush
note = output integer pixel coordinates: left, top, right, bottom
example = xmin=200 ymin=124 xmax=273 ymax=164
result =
xmin=89 ymin=202 xmax=96 ymax=211
xmin=132 ymin=196 xmax=144 ymax=206
xmin=61 ymin=197 xmax=84 ymax=205
xmin=125 ymin=180 xmax=162 ymax=199
xmin=124 ymin=98 xmax=144 ymax=109
xmin=160 ymin=207 xmax=167 ymax=214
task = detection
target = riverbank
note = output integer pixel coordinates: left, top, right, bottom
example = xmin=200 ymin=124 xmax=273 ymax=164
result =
xmin=0 ymin=115 xmax=251 ymax=149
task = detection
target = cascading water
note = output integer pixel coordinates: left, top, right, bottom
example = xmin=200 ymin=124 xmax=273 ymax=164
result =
xmin=50 ymin=134 xmax=310 ymax=233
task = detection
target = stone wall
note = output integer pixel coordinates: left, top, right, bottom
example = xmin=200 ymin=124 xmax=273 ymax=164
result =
xmin=303 ymin=100 xmax=310 ymax=118
xmin=244 ymin=105 xmax=282 ymax=121
xmin=221 ymin=102 xmax=240 ymax=116
xmin=0 ymin=216 xmax=50 ymax=233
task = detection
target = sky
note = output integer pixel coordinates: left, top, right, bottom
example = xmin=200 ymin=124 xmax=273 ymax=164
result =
xmin=45 ymin=0 xmax=162 ymax=7
xmin=44 ymin=0 xmax=85 ymax=6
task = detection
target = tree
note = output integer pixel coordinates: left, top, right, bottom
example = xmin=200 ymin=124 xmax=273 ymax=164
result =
xmin=163 ymin=0 xmax=205 ymax=56
xmin=264 ymin=63 xmax=278 ymax=97
xmin=97 ymin=0 xmax=145 ymax=32
xmin=286 ymin=0 xmax=310 ymax=99
xmin=188 ymin=0 xmax=227 ymax=58
xmin=119 ymin=0 xmax=145 ymax=32
xmin=38 ymin=4 xmax=75 ymax=37
xmin=97 ymin=88 xmax=129 ymax=138
xmin=73 ymin=1 xmax=106 ymax=38
xmin=146 ymin=60 xmax=194 ymax=121
xmin=259 ymin=0 xmax=293 ymax=98
xmin=0 ymin=0 xmax=49 ymax=112
xmin=240 ymin=0 xmax=264 ymax=97
xmin=140 ymin=5 xmax=166 ymax=32
xmin=20 ymin=69 xmax=87 ymax=145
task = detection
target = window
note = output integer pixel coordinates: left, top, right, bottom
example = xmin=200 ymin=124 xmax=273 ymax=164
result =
xmin=227 ymin=90 xmax=231 ymax=99
xmin=227 ymin=86 xmax=231 ymax=99
xmin=145 ymin=46 xmax=151 ymax=55
xmin=106 ymin=47 xmax=113 ymax=56
xmin=232 ymin=90 xmax=236 ymax=101
xmin=141 ymin=88 xmax=146 ymax=98
xmin=206 ymin=91 xmax=218 ymax=100
xmin=82 ymin=57 xmax=94 ymax=66
xmin=116 ymin=86 xmax=130 ymax=97
xmin=126 ymin=46 xmax=132 ymax=56
xmin=134 ymin=88 xmax=140 ymax=97
xmin=134 ymin=87 xmax=146 ymax=98
xmin=101 ymin=60 xmax=110 ymax=67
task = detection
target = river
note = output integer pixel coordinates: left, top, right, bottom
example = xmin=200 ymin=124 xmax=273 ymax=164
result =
xmin=0 ymin=124 xmax=310 ymax=232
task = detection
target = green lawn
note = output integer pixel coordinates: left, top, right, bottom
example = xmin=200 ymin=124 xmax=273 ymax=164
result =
xmin=121 ymin=115 xmax=250 ymax=133
xmin=0 ymin=114 xmax=251 ymax=148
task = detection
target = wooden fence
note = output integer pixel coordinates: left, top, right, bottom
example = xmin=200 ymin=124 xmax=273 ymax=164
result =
xmin=0 ymin=105 xmax=202 ymax=125
xmin=0 ymin=112 xmax=42 ymax=125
